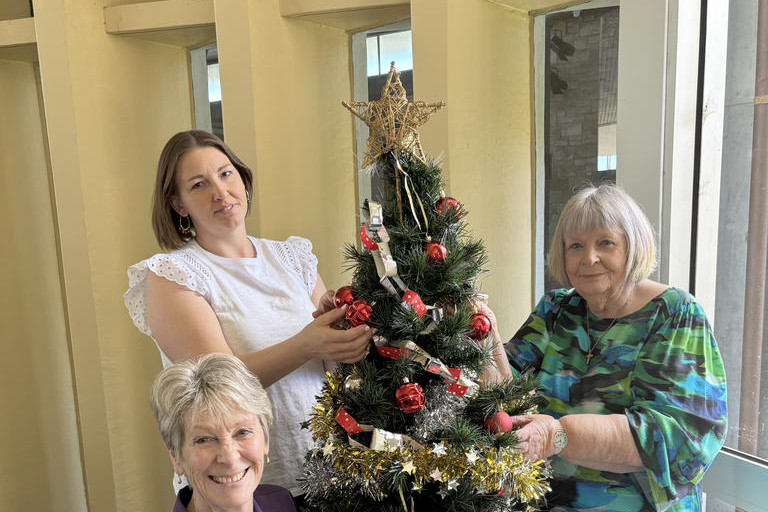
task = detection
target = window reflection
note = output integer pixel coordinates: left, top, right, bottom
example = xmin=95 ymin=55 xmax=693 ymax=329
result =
xmin=543 ymin=7 xmax=620 ymax=291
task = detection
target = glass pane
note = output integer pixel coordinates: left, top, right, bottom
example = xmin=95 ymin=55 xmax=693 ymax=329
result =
xmin=190 ymin=43 xmax=223 ymax=141
xmin=366 ymin=36 xmax=380 ymax=76
xmin=379 ymin=30 xmax=413 ymax=72
xmin=207 ymin=62 xmax=221 ymax=102
xmin=206 ymin=47 xmax=223 ymax=141
xmin=713 ymin=0 xmax=768 ymax=465
xmin=365 ymin=29 xmax=413 ymax=101
xmin=543 ymin=7 xmax=619 ymax=290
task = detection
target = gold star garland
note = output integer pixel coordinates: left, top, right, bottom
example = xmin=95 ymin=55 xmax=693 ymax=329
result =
xmin=343 ymin=62 xmax=445 ymax=167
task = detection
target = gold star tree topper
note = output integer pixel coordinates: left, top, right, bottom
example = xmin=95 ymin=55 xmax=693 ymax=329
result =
xmin=343 ymin=62 xmax=445 ymax=167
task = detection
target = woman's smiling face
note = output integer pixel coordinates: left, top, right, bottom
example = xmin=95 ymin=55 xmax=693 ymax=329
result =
xmin=170 ymin=410 xmax=267 ymax=512
xmin=563 ymin=227 xmax=628 ymax=300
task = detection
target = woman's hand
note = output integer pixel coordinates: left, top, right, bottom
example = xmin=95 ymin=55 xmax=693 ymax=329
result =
xmin=299 ymin=306 xmax=374 ymax=363
xmin=312 ymin=288 xmax=336 ymax=318
xmin=474 ymin=299 xmax=513 ymax=383
xmin=511 ymin=413 xmax=644 ymax=473
xmin=508 ymin=414 xmax=561 ymax=461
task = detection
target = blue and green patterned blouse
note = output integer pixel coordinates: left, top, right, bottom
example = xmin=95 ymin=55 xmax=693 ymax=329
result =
xmin=506 ymin=287 xmax=727 ymax=511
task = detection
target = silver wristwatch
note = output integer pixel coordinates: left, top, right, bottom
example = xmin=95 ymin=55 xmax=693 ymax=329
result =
xmin=552 ymin=420 xmax=568 ymax=455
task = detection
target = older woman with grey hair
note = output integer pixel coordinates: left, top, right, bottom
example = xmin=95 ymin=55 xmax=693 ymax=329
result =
xmin=481 ymin=184 xmax=727 ymax=511
xmin=150 ymin=353 xmax=297 ymax=512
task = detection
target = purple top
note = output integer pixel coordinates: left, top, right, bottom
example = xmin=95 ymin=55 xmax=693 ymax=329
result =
xmin=172 ymin=485 xmax=297 ymax=512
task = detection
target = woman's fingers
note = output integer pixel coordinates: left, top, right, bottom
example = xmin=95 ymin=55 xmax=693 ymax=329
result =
xmin=511 ymin=414 xmax=557 ymax=461
xmin=320 ymin=323 xmax=374 ymax=362
xmin=508 ymin=415 xmax=535 ymax=427
xmin=313 ymin=290 xmax=336 ymax=318
xmin=314 ymin=304 xmax=347 ymax=325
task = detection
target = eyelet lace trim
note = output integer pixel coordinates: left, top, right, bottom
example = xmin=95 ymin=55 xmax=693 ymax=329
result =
xmin=123 ymin=252 xmax=211 ymax=336
xmin=271 ymin=236 xmax=318 ymax=294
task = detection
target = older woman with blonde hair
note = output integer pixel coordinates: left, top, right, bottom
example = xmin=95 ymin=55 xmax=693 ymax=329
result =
xmin=150 ymin=353 xmax=297 ymax=512
xmin=482 ymin=184 xmax=727 ymax=511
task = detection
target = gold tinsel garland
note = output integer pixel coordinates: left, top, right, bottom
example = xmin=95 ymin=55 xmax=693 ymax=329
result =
xmin=307 ymin=372 xmax=551 ymax=508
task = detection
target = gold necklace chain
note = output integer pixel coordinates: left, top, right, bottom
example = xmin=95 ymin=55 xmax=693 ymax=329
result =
xmin=584 ymin=313 xmax=618 ymax=365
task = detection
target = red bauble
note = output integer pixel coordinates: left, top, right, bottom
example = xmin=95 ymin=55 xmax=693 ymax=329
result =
xmin=396 ymin=382 xmax=426 ymax=414
xmin=469 ymin=313 xmax=492 ymax=341
xmin=425 ymin=242 xmax=447 ymax=264
xmin=346 ymin=299 xmax=373 ymax=326
xmin=483 ymin=411 xmax=514 ymax=434
xmin=333 ymin=286 xmax=357 ymax=308
xmin=436 ymin=196 xmax=462 ymax=218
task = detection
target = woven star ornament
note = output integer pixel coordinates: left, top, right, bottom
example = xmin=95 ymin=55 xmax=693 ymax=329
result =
xmin=343 ymin=62 xmax=445 ymax=167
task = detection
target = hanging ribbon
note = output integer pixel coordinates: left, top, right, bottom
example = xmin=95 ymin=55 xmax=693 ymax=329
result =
xmin=338 ymin=407 xmax=423 ymax=452
xmin=360 ymin=200 xmax=409 ymax=297
xmin=336 ymin=408 xmax=363 ymax=435
xmin=392 ymin=151 xmax=430 ymax=239
xmin=360 ymin=200 xmax=442 ymax=321
xmin=376 ymin=339 xmax=480 ymax=398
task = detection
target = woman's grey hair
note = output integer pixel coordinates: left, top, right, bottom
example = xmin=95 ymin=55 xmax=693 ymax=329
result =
xmin=150 ymin=353 xmax=273 ymax=460
xmin=548 ymin=183 xmax=657 ymax=288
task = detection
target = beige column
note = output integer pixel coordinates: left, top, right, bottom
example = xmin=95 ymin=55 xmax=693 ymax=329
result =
xmin=411 ymin=0 xmax=535 ymax=334
xmin=0 ymin=57 xmax=87 ymax=511
xmin=215 ymin=0 xmax=357 ymax=287
xmin=33 ymin=0 xmax=193 ymax=510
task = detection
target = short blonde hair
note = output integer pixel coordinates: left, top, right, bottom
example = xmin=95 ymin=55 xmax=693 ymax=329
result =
xmin=548 ymin=184 xmax=657 ymax=288
xmin=149 ymin=354 xmax=273 ymax=460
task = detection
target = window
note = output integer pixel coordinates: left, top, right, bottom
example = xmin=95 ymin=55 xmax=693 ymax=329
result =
xmin=535 ymin=2 xmax=768 ymax=508
xmin=366 ymin=30 xmax=413 ymax=77
xmin=190 ymin=43 xmax=223 ymax=140
xmin=351 ymin=21 xmax=413 ymax=208
xmin=535 ymin=6 xmax=620 ymax=293
xmin=701 ymin=0 xmax=768 ymax=509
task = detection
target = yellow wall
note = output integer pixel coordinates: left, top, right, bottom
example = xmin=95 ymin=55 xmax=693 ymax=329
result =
xmin=32 ymin=0 xmax=196 ymax=510
xmin=0 ymin=0 xmax=537 ymax=510
xmin=215 ymin=0 xmax=356 ymax=288
xmin=0 ymin=58 xmax=87 ymax=512
xmin=412 ymin=0 xmax=534 ymax=339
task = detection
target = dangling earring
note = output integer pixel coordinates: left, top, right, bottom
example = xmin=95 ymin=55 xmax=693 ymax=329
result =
xmin=246 ymin=190 xmax=252 ymax=206
xmin=177 ymin=473 xmax=183 ymax=484
xmin=178 ymin=215 xmax=191 ymax=236
xmin=266 ymin=454 xmax=270 ymax=464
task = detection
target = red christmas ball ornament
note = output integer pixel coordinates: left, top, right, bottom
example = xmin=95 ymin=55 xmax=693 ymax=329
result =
xmin=483 ymin=411 xmax=514 ymax=434
xmin=425 ymin=242 xmax=447 ymax=264
xmin=396 ymin=382 xmax=426 ymax=414
xmin=469 ymin=313 xmax=492 ymax=341
xmin=436 ymin=196 xmax=462 ymax=218
xmin=346 ymin=299 xmax=373 ymax=326
xmin=333 ymin=286 xmax=357 ymax=308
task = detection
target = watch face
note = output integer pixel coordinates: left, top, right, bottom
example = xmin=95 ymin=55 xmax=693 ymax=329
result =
xmin=553 ymin=429 xmax=568 ymax=454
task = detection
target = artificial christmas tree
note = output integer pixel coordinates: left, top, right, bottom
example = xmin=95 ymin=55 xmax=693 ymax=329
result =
xmin=301 ymin=63 xmax=550 ymax=511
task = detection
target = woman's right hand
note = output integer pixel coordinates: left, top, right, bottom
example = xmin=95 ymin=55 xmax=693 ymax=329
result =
xmin=299 ymin=306 xmax=374 ymax=363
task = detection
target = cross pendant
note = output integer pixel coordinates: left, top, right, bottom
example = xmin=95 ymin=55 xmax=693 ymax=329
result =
xmin=586 ymin=352 xmax=594 ymax=365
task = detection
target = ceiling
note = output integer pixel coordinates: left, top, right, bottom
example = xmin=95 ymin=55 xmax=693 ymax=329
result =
xmin=485 ymin=0 xmax=590 ymax=14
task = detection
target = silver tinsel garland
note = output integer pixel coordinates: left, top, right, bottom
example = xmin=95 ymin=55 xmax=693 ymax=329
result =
xmin=301 ymin=452 xmax=386 ymax=502
xmin=409 ymin=382 xmax=467 ymax=442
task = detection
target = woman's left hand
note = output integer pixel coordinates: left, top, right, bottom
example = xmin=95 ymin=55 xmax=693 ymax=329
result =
xmin=508 ymin=414 xmax=561 ymax=461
